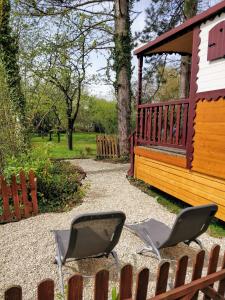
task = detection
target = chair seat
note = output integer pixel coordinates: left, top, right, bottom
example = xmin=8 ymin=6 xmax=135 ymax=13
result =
xmin=126 ymin=218 xmax=171 ymax=249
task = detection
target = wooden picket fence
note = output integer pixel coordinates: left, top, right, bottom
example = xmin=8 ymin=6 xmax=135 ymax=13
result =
xmin=4 ymin=244 xmax=225 ymax=299
xmin=0 ymin=170 xmax=38 ymax=223
xmin=96 ymin=135 xmax=119 ymax=159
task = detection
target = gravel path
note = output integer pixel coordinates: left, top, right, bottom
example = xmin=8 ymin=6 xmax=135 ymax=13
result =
xmin=0 ymin=159 xmax=224 ymax=299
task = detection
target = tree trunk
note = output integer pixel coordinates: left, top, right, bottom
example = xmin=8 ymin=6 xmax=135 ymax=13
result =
xmin=68 ymin=128 xmax=73 ymax=150
xmin=180 ymin=0 xmax=198 ymax=98
xmin=114 ymin=0 xmax=132 ymax=157
xmin=180 ymin=56 xmax=191 ymax=98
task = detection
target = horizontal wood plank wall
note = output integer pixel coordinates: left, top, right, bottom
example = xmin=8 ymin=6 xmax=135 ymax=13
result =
xmin=134 ymin=155 xmax=225 ymax=221
xmin=192 ymin=98 xmax=225 ymax=180
xmin=134 ymin=146 xmax=186 ymax=168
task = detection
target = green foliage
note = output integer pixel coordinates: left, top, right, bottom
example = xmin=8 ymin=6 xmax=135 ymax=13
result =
xmin=0 ymin=60 xmax=25 ymax=171
xmin=32 ymin=132 xmax=96 ymax=159
xmin=3 ymin=146 xmax=86 ymax=212
xmin=111 ymin=287 xmax=119 ymax=300
xmin=0 ymin=0 xmax=26 ymax=124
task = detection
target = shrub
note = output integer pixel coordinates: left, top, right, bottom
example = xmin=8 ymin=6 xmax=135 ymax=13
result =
xmin=2 ymin=146 xmax=86 ymax=213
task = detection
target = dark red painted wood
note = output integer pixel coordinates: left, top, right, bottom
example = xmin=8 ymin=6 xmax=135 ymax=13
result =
xmin=218 ymin=249 xmax=225 ymax=296
xmin=5 ymin=286 xmax=22 ymax=300
xmin=204 ymin=244 xmax=220 ymax=300
xmin=181 ymin=103 xmax=188 ymax=147
xmin=191 ymin=249 xmax=205 ymax=300
xmin=138 ymin=99 xmax=189 ymax=109
xmin=29 ymin=171 xmax=38 ymax=215
xmin=19 ymin=171 xmax=30 ymax=218
xmin=68 ymin=274 xmax=83 ymax=300
xmin=175 ymin=104 xmax=181 ymax=145
xmin=1 ymin=176 xmax=11 ymax=221
xmin=163 ymin=105 xmax=168 ymax=143
xmin=158 ymin=106 xmax=162 ymax=142
xmin=135 ymin=268 xmax=149 ymax=300
xmin=155 ymin=261 xmax=170 ymax=295
xmin=152 ymin=107 xmax=157 ymax=143
xmin=94 ymin=270 xmax=109 ymax=300
xmin=120 ymin=264 xmax=133 ymax=300
xmin=174 ymin=256 xmax=188 ymax=288
xmin=208 ymin=21 xmax=225 ymax=61
xmin=139 ymin=108 xmax=144 ymax=140
xmin=169 ymin=105 xmax=174 ymax=144
xmin=38 ymin=279 xmax=54 ymax=300
xmin=11 ymin=175 xmax=21 ymax=220
xmin=149 ymin=107 xmax=153 ymax=142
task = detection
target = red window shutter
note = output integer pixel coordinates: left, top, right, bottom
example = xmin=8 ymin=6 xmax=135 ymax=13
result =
xmin=207 ymin=20 xmax=225 ymax=61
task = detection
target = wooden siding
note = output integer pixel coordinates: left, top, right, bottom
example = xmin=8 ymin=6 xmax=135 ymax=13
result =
xmin=192 ymin=98 xmax=225 ymax=180
xmin=197 ymin=12 xmax=225 ymax=92
xmin=134 ymin=146 xmax=186 ymax=168
xmin=134 ymin=155 xmax=225 ymax=222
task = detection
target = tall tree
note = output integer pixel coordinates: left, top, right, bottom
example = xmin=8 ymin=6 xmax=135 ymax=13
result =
xmin=0 ymin=0 xmax=26 ymax=126
xmin=114 ymin=0 xmax=132 ymax=156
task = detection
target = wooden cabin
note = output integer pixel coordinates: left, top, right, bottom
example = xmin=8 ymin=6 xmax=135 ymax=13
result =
xmin=129 ymin=1 xmax=225 ymax=222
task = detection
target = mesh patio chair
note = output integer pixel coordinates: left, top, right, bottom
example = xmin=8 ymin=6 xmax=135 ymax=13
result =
xmin=125 ymin=204 xmax=218 ymax=260
xmin=53 ymin=211 xmax=126 ymax=295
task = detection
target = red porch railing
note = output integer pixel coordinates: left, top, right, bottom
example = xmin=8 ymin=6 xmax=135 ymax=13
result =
xmin=137 ymin=99 xmax=189 ymax=149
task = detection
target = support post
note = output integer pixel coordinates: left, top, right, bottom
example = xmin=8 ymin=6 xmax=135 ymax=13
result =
xmin=135 ymin=56 xmax=143 ymax=145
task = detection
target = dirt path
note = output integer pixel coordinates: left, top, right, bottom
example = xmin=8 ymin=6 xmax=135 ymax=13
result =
xmin=0 ymin=159 xmax=224 ymax=299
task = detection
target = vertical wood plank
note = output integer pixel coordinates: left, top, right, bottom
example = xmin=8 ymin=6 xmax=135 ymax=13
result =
xmin=68 ymin=274 xmax=83 ymax=300
xmin=152 ymin=107 xmax=157 ymax=143
xmin=94 ymin=270 xmax=109 ymax=300
xmin=169 ymin=105 xmax=174 ymax=144
xmin=29 ymin=171 xmax=38 ymax=215
xmin=139 ymin=109 xmax=144 ymax=141
xmin=191 ymin=249 xmax=205 ymax=300
xmin=38 ymin=279 xmax=54 ymax=300
xmin=5 ymin=286 xmax=22 ymax=300
xmin=218 ymin=249 xmax=225 ymax=296
xmin=181 ymin=103 xmax=188 ymax=147
xmin=19 ymin=171 xmax=30 ymax=218
xmin=120 ymin=264 xmax=133 ymax=300
xmin=149 ymin=107 xmax=152 ymax=142
xmin=144 ymin=108 xmax=148 ymax=140
xmin=175 ymin=104 xmax=181 ymax=145
xmin=135 ymin=268 xmax=149 ymax=300
xmin=1 ymin=176 xmax=11 ymax=221
xmin=158 ymin=106 xmax=162 ymax=143
xmin=155 ymin=261 xmax=170 ymax=295
xmin=11 ymin=175 xmax=21 ymax=220
xmin=163 ymin=106 xmax=168 ymax=143
xmin=174 ymin=256 xmax=188 ymax=288
xmin=203 ymin=244 xmax=220 ymax=300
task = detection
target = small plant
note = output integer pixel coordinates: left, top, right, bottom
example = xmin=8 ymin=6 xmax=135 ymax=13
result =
xmin=111 ymin=287 xmax=119 ymax=300
xmin=79 ymin=149 xmax=86 ymax=158
xmin=85 ymin=146 xmax=92 ymax=156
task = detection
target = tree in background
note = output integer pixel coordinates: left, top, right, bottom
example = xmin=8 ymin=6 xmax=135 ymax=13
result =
xmin=0 ymin=0 xmax=26 ymax=126
xmin=113 ymin=0 xmax=133 ymax=157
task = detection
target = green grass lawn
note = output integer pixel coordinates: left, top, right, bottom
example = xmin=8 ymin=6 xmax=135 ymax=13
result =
xmin=32 ymin=132 xmax=97 ymax=159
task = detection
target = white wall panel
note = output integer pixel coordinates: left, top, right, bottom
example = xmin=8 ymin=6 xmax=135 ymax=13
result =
xmin=197 ymin=13 xmax=225 ymax=92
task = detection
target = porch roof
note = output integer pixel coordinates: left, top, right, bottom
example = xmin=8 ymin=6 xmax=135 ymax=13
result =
xmin=134 ymin=0 xmax=225 ymax=57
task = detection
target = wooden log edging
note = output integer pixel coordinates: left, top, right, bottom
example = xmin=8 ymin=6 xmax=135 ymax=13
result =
xmin=4 ymin=244 xmax=225 ymax=300
xmin=0 ymin=170 xmax=38 ymax=223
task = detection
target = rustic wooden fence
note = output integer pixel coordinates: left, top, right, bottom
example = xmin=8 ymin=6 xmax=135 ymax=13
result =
xmin=0 ymin=170 xmax=38 ymax=223
xmin=96 ymin=135 xmax=119 ymax=159
xmin=4 ymin=244 xmax=225 ymax=299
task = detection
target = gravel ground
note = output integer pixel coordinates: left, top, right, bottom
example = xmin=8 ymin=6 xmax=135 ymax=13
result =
xmin=0 ymin=159 xmax=225 ymax=299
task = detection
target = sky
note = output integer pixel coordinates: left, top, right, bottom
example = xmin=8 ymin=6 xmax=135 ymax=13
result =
xmin=87 ymin=0 xmax=148 ymax=100
xmin=87 ymin=0 xmax=221 ymax=100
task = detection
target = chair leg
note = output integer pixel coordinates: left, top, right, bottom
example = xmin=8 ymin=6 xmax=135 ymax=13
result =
xmin=137 ymin=246 xmax=162 ymax=261
xmin=55 ymin=243 xmax=65 ymax=299
xmin=111 ymin=250 xmax=120 ymax=273
xmin=184 ymin=239 xmax=203 ymax=249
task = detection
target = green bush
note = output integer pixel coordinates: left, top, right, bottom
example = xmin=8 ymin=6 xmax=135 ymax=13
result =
xmin=2 ymin=146 xmax=86 ymax=213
